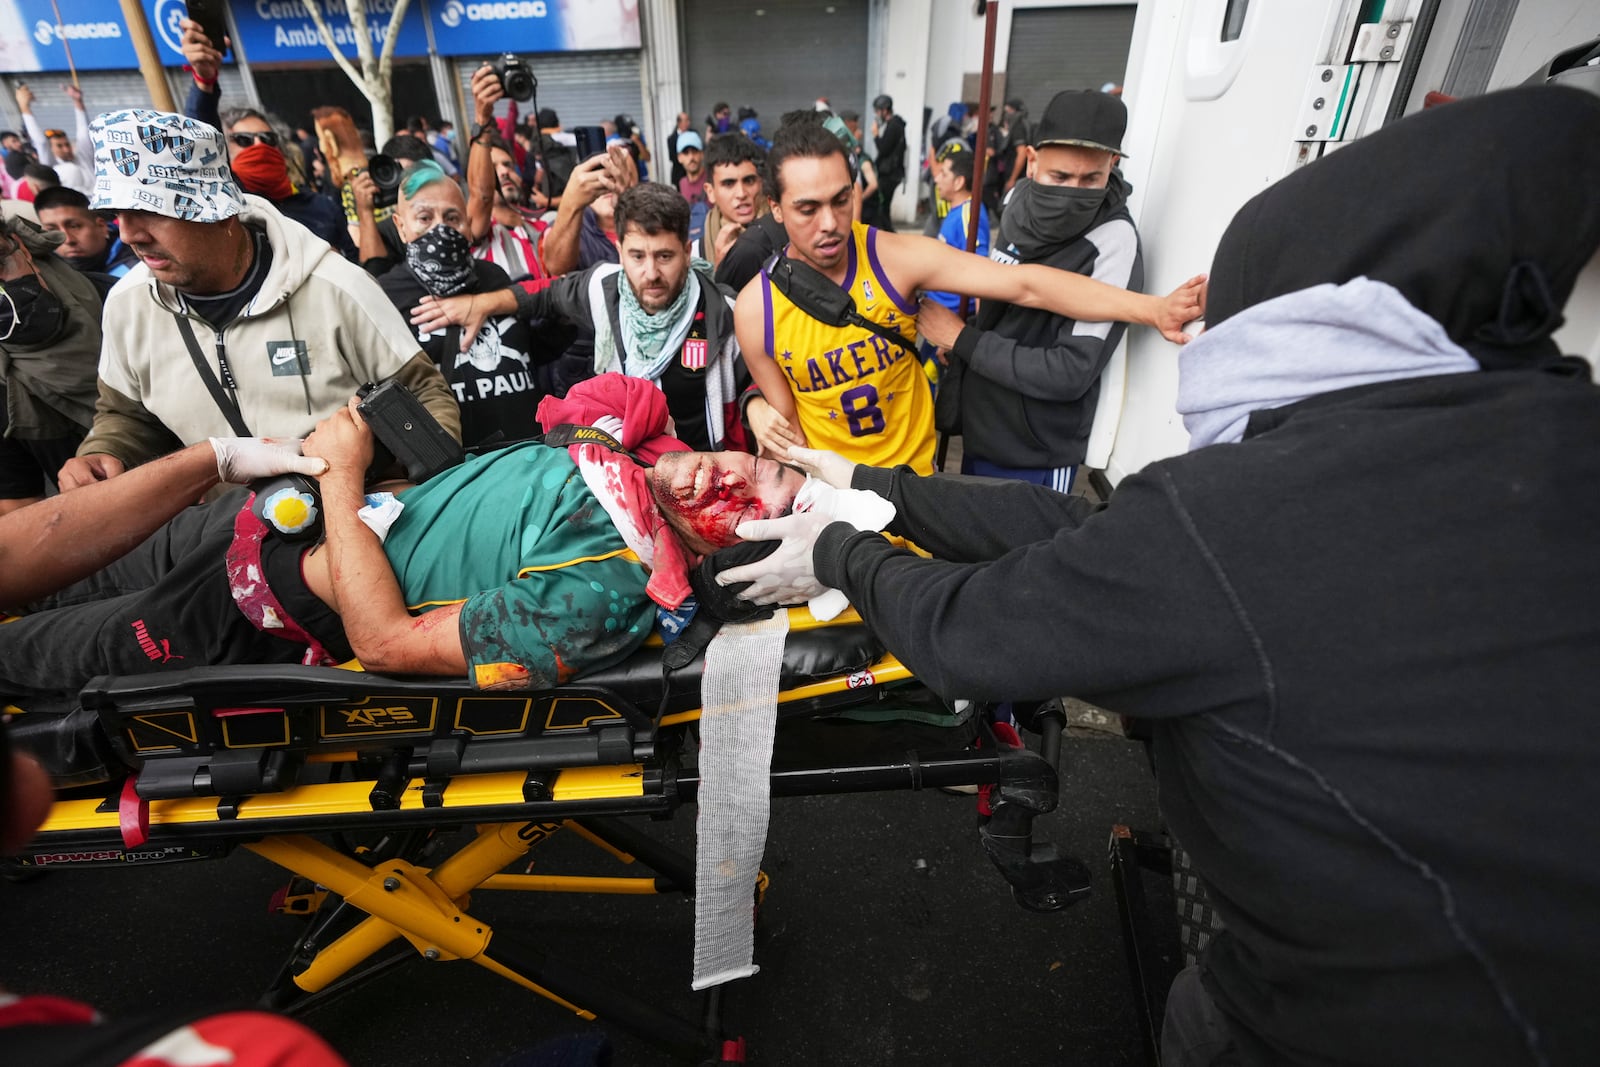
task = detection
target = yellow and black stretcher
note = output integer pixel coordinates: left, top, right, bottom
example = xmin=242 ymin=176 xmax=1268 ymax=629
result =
xmin=8 ymin=608 xmax=1087 ymax=1062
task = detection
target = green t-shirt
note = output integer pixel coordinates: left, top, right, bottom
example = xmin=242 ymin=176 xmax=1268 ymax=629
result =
xmin=382 ymin=441 xmax=653 ymax=689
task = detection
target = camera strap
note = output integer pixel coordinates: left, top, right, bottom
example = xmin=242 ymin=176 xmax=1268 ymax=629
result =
xmin=538 ymin=422 xmax=648 ymax=466
xmin=173 ymin=312 xmax=251 ymax=436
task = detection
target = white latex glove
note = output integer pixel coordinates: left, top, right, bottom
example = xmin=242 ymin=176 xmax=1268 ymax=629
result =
xmin=718 ymin=510 xmax=834 ymax=606
xmin=591 ymin=414 xmax=624 ymax=440
xmin=785 ymin=445 xmax=857 ymax=490
xmin=210 ymin=437 xmax=329 ymax=483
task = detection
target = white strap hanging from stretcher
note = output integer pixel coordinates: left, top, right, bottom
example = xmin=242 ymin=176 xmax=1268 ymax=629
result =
xmin=691 ymin=610 xmax=790 ymax=989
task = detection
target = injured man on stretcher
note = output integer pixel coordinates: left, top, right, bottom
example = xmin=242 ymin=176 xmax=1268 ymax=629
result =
xmin=2 ymin=375 xmax=806 ymax=774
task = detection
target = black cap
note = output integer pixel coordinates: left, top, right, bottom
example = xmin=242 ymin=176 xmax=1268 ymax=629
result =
xmin=1033 ymin=90 xmax=1127 ymax=157
xmin=1005 ymin=97 xmax=1025 ymax=111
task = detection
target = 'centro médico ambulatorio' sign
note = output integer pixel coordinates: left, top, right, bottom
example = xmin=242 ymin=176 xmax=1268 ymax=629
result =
xmin=143 ymin=0 xmax=431 ymax=65
xmin=0 ymin=0 xmax=642 ymax=72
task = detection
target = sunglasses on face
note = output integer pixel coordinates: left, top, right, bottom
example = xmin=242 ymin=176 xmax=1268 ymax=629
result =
xmin=229 ymin=130 xmax=279 ymax=148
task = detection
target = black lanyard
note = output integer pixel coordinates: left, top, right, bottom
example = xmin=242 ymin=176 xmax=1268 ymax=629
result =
xmin=173 ymin=313 xmax=251 ymax=436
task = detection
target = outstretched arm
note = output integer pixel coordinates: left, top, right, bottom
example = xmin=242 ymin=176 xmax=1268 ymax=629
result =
xmin=302 ymin=400 xmax=467 ymax=677
xmin=880 ymin=227 xmax=1204 ymax=344
xmin=179 ymin=19 xmax=224 ymax=129
xmin=64 ymin=85 xmax=93 ymax=168
xmin=1 ymin=439 xmax=323 ymax=609
xmin=806 ymin=470 xmax=1229 ymax=703
xmin=917 ymin=217 xmax=1143 ymax=400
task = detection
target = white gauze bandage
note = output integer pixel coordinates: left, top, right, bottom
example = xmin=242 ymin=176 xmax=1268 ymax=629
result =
xmin=691 ymin=609 xmax=790 ymax=989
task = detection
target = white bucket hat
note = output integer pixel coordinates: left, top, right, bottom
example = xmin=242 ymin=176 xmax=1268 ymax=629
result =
xmin=89 ymin=109 xmax=245 ymax=223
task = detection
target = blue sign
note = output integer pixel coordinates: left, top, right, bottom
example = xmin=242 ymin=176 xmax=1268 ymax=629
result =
xmin=430 ymin=0 xmax=640 ymax=56
xmin=0 ymin=0 xmax=141 ymax=72
xmin=143 ymin=0 xmax=431 ymax=67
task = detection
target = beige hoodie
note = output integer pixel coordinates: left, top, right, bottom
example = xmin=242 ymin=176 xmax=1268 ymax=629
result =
xmin=80 ymin=194 xmax=458 ymax=466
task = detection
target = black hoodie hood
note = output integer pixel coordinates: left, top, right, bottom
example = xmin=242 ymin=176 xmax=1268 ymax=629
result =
xmin=1206 ymin=86 xmax=1600 ymax=370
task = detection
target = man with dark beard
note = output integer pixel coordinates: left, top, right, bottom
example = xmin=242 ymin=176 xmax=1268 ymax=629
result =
xmin=917 ymin=90 xmax=1139 ymax=494
xmin=412 ymin=183 xmax=750 ymax=451
xmin=465 ymin=63 xmax=552 ymax=286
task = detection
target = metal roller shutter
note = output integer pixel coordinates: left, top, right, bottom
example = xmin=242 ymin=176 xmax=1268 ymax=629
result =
xmin=1004 ymin=4 xmax=1136 ymax=115
xmin=0 ymin=68 xmax=162 ymax=137
xmin=455 ymin=52 xmax=643 ymax=132
xmin=0 ymin=67 xmax=254 ymax=139
xmin=683 ymin=0 xmax=868 ymax=136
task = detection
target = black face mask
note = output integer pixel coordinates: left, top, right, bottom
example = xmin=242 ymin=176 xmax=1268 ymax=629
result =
xmin=999 ymin=180 xmax=1108 ymax=260
xmin=0 ymin=275 xmax=66 ymax=347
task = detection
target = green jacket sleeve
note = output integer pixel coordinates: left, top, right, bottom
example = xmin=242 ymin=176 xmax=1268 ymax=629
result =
xmin=75 ymin=379 xmax=185 ymax=468
xmin=388 ymin=352 xmax=463 ymax=444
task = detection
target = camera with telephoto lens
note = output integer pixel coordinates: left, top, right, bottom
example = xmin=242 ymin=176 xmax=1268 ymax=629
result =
xmin=364 ymin=153 xmax=402 ymax=209
xmin=491 ymin=53 xmax=536 ymax=103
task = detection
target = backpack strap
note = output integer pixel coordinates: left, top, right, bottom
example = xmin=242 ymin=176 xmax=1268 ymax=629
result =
xmin=761 ymin=252 xmax=920 ymax=359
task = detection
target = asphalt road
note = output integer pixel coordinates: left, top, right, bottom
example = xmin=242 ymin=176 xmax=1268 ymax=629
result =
xmin=2 ymin=730 xmax=1177 ymax=1066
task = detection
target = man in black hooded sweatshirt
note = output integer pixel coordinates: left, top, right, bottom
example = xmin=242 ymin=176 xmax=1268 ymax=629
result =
xmin=723 ymin=86 xmax=1600 ymax=1066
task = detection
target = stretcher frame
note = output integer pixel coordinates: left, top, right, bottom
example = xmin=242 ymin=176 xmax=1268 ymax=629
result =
xmin=10 ymin=610 xmax=1086 ymax=1061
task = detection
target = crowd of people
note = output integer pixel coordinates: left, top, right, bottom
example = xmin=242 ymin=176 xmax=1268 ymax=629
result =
xmin=2 ymin=11 xmax=1597 ymax=1065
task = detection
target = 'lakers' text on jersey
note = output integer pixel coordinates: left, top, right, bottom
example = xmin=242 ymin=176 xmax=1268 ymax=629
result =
xmin=760 ymin=223 xmax=936 ymax=473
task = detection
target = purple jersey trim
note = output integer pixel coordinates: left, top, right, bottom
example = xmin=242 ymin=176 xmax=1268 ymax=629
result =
xmin=840 ymin=232 xmax=859 ymax=293
xmin=866 ymin=226 xmax=917 ymax=316
xmin=761 ymin=271 xmax=775 ymax=358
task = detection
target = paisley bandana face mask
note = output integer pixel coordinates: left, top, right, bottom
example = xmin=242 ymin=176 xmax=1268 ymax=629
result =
xmin=406 ymin=223 xmax=475 ymax=297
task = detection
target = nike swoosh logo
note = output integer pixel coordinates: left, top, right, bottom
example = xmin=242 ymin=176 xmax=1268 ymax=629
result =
xmin=271 ymin=348 xmax=300 ymax=365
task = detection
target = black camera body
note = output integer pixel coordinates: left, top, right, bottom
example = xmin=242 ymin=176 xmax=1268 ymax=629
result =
xmin=491 ymin=53 xmax=536 ymax=103
xmin=356 ymin=380 xmax=464 ymax=484
xmin=365 ymin=152 xmax=402 ymax=209
xmin=250 ymin=382 xmax=461 ymax=544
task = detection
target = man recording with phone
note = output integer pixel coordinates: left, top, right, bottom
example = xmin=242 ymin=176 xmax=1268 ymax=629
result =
xmin=539 ymin=137 xmax=640 ymax=276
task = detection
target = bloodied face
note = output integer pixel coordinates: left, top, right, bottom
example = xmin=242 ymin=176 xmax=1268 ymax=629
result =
xmin=649 ymin=451 xmax=806 ymax=555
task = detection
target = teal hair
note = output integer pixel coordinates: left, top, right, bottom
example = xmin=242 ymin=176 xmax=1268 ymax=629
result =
xmin=399 ymin=159 xmax=449 ymax=201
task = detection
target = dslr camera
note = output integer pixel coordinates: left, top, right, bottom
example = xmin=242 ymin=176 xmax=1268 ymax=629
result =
xmin=491 ymin=53 xmax=536 ymax=103
xmin=364 ymin=153 xmax=402 ymax=209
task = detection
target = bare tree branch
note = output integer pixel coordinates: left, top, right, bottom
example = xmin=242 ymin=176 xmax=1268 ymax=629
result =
xmin=301 ymin=0 xmax=410 ymax=146
xmin=380 ymin=0 xmax=411 ymax=88
xmin=301 ymin=0 xmax=365 ymax=95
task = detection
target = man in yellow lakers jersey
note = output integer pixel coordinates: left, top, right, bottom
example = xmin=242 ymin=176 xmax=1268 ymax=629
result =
xmin=737 ymin=117 xmax=1204 ymax=474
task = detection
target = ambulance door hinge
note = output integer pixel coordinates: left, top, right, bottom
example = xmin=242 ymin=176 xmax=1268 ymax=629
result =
xmin=1351 ymin=18 xmax=1414 ymax=64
